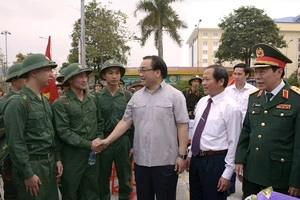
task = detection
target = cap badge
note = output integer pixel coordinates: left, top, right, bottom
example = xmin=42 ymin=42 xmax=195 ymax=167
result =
xmin=78 ymin=64 xmax=82 ymax=69
xmin=256 ymin=47 xmax=264 ymax=58
xmin=109 ymin=60 xmax=114 ymax=64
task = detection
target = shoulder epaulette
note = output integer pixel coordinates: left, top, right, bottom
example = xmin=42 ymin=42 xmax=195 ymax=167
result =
xmin=249 ymin=88 xmax=260 ymax=95
xmin=291 ymin=86 xmax=300 ymax=95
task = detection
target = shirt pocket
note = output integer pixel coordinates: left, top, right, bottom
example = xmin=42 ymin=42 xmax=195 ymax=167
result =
xmin=133 ymin=102 xmax=146 ymax=120
xmin=27 ymin=111 xmax=46 ymax=132
xmin=69 ymin=108 xmax=82 ymax=128
xmin=248 ymin=107 xmax=261 ymax=128
xmin=270 ymin=110 xmax=293 ymax=131
xmin=85 ymin=105 xmax=97 ymax=124
xmin=269 ymin=151 xmax=292 ymax=182
xmin=154 ymin=102 xmax=173 ymax=120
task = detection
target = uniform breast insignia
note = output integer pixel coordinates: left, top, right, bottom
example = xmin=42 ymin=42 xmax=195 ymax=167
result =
xmin=249 ymin=88 xmax=260 ymax=96
xmin=276 ymin=104 xmax=291 ymax=109
xmin=291 ymin=86 xmax=300 ymax=95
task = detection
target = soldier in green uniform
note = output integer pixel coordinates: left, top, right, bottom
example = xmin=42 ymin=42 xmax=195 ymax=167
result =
xmin=3 ymin=53 xmax=62 ymax=199
xmin=130 ymin=80 xmax=143 ymax=93
xmin=235 ymin=44 xmax=300 ymax=198
xmin=182 ymin=75 xmax=204 ymax=119
xmin=56 ymin=68 xmax=68 ymax=93
xmin=0 ymin=63 xmax=26 ymax=200
xmin=52 ymin=63 xmax=103 ymax=200
xmin=92 ymin=80 xmax=103 ymax=98
xmin=97 ymin=59 xmax=133 ymax=200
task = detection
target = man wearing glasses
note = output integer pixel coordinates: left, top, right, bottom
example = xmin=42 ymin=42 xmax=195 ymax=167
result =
xmin=99 ymin=55 xmax=189 ymax=200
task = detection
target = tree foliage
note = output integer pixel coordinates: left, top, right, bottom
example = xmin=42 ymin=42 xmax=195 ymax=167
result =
xmin=13 ymin=52 xmax=33 ymax=63
xmin=172 ymin=80 xmax=204 ymax=95
xmin=287 ymin=70 xmax=299 ymax=87
xmin=68 ymin=0 xmax=132 ymax=74
xmin=134 ymin=0 xmax=187 ymax=58
xmin=215 ymin=6 xmax=286 ymax=66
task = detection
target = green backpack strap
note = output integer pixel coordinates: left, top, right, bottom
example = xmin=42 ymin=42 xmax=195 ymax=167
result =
xmin=59 ymin=95 xmax=70 ymax=114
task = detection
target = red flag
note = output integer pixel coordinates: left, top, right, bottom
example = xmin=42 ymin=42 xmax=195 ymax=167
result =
xmin=42 ymin=36 xmax=59 ymax=103
xmin=227 ymin=74 xmax=235 ymax=86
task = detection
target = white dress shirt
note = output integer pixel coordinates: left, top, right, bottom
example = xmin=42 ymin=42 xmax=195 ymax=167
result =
xmin=188 ymin=91 xmax=243 ymax=180
xmin=264 ymin=80 xmax=285 ymax=102
xmin=225 ymin=83 xmax=257 ymax=120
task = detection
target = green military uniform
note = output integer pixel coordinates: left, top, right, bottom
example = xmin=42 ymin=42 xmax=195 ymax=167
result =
xmin=3 ymin=54 xmax=59 ymax=200
xmin=0 ymin=63 xmax=24 ymax=200
xmin=235 ymin=44 xmax=300 ymax=197
xmin=182 ymin=75 xmax=203 ymax=119
xmin=98 ymin=59 xmax=133 ymax=200
xmin=92 ymin=80 xmax=103 ymax=98
xmin=52 ymin=63 xmax=101 ymax=200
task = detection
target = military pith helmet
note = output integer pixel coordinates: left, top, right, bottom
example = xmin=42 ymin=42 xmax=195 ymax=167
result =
xmin=95 ymin=80 xmax=103 ymax=87
xmin=62 ymin=63 xmax=92 ymax=86
xmin=131 ymin=80 xmax=142 ymax=88
xmin=252 ymin=43 xmax=292 ymax=69
xmin=119 ymin=79 xmax=125 ymax=85
xmin=189 ymin=75 xmax=202 ymax=85
xmin=56 ymin=68 xmax=66 ymax=83
xmin=6 ymin=63 xmax=23 ymax=82
xmin=19 ymin=53 xmax=57 ymax=78
xmin=99 ymin=59 xmax=125 ymax=80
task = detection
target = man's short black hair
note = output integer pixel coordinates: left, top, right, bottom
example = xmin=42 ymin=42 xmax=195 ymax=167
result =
xmin=270 ymin=66 xmax=285 ymax=78
xmin=206 ymin=65 xmax=229 ymax=88
xmin=233 ymin=63 xmax=252 ymax=76
xmin=143 ymin=55 xmax=168 ymax=79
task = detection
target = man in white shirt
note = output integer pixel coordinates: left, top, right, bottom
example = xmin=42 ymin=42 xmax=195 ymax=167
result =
xmin=226 ymin=63 xmax=257 ymax=120
xmin=187 ymin=65 xmax=243 ymax=200
xmin=225 ymin=63 xmax=257 ymax=196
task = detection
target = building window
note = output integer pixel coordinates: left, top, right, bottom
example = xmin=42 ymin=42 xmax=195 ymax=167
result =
xmin=203 ymin=50 xmax=208 ymax=55
xmin=213 ymin=41 xmax=218 ymax=46
xmin=203 ymin=32 xmax=208 ymax=37
xmin=213 ymin=32 xmax=218 ymax=38
xmin=203 ymin=59 xmax=208 ymax=64
xmin=203 ymin=41 xmax=208 ymax=46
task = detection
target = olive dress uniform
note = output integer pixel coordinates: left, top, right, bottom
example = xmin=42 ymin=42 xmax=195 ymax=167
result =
xmin=97 ymin=59 xmax=133 ymax=200
xmin=235 ymin=43 xmax=300 ymax=197
xmin=52 ymin=63 xmax=101 ymax=200
xmin=3 ymin=54 xmax=60 ymax=200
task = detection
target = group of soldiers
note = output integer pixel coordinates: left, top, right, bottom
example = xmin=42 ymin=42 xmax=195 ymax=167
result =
xmin=0 ymin=54 xmax=136 ymax=200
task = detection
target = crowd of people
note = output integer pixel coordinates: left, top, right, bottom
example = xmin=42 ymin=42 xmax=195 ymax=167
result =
xmin=0 ymin=43 xmax=299 ymax=200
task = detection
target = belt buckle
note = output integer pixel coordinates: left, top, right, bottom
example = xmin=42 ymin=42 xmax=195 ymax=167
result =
xmin=199 ymin=151 xmax=205 ymax=157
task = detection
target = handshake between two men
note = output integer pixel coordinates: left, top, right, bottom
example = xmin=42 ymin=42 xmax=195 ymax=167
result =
xmin=90 ymin=138 xmax=109 ymax=153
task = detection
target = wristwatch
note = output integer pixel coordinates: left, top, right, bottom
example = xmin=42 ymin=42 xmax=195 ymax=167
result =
xmin=178 ymin=154 xmax=187 ymax=160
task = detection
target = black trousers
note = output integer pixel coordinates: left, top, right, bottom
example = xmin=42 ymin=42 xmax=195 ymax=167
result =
xmin=134 ymin=163 xmax=178 ymax=200
xmin=189 ymin=153 xmax=227 ymax=200
xmin=242 ymin=178 xmax=289 ymax=199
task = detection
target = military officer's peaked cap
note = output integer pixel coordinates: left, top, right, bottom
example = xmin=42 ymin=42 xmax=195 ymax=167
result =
xmin=189 ymin=75 xmax=202 ymax=85
xmin=62 ymin=63 xmax=92 ymax=86
xmin=19 ymin=54 xmax=57 ymax=78
xmin=6 ymin=63 xmax=23 ymax=82
xmin=252 ymin=43 xmax=292 ymax=69
xmin=100 ymin=59 xmax=125 ymax=80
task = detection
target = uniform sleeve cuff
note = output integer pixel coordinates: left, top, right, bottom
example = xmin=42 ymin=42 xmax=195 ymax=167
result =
xmin=23 ymin=168 xmax=35 ymax=180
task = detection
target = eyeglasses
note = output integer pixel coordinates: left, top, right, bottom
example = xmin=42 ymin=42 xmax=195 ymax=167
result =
xmin=138 ymin=68 xmax=154 ymax=73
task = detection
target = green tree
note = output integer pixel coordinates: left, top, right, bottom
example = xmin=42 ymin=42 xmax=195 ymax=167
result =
xmin=134 ymin=0 xmax=187 ymax=59
xmin=172 ymin=80 xmax=204 ymax=94
xmin=215 ymin=6 xmax=286 ymax=66
xmin=14 ymin=52 xmax=33 ymax=63
xmin=60 ymin=62 xmax=70 ymax=71
xmin=68 ymin=0 xmax=132 ymax=74
xmin=287 ymin=70 xmax=299 ymax=87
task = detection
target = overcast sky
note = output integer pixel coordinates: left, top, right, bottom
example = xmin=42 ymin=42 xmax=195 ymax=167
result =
xmin=1 ymin=0 xmax=299 ymax=69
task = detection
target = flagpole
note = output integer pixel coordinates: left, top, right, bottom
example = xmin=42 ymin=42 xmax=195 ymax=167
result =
xmin=80 ymin=0 xmax=86 ymax=68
